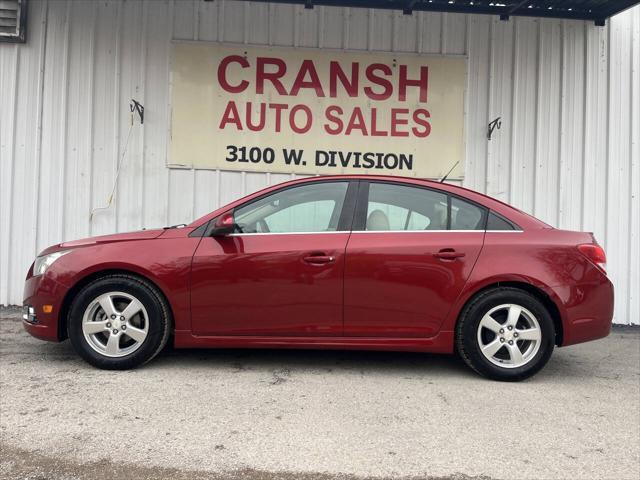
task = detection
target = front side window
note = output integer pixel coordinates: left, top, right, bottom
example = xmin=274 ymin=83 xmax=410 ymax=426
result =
xmin=234 ymin=182 xmax=348 ymax=233
xmin=365 ymin=183 xmax=448 ymax=231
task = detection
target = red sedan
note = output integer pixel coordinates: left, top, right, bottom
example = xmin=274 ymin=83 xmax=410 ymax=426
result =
xmin=22 ymin=175 xmax=613 ymax=381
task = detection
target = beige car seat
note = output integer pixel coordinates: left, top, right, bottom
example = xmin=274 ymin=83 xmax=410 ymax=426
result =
xmin=367 ymin=209 xmax=390 ymax=230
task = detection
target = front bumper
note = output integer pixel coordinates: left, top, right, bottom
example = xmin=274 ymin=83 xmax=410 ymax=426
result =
xmin=22 ymin=273 xmax=69 ymax=342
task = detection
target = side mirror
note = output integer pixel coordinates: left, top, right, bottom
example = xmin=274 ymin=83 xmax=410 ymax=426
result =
xmin=210 ymin=212 xmax=236 ymax=236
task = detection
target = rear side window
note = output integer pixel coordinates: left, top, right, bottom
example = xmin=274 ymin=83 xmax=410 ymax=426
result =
xmin=450 ymin=197 xmax=485 ymax=230
xmin=360 ymin=182 xmax=494 ymax=232
xmin=487 ymin=211 xmax=517 ymax=231
xmin=365 ymin=183 xmax=448 ymax=231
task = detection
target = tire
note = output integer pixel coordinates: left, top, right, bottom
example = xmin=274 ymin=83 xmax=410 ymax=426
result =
xmin=456 ymin=287 xmax=555 ymax=381
xmin=67 ymin=274 xmax=171 ymax=370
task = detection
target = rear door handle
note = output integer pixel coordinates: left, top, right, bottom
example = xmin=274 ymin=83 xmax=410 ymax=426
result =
xmin=303 ymin=255 xmax=335 ymax=265
xmin=433 ymin=249 xmax=465 ymax=260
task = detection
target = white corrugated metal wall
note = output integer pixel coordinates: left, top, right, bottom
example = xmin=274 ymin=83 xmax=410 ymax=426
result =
xmin=1 ymin=0 xmax=638 ymax=325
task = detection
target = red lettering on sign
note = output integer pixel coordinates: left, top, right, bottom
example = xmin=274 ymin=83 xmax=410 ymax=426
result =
xmin=364 ymin=64 xmax=393 ymax=101
xmin=219 ymin=101 xmax=243 ymax=130
xmin=324 ymin=105 xmax=344 ymax=135
xmin=391 ymin=108 xmax=410 ymax=137
xmin=399 ymin=65 xmax=428 ymax=102
xmin=290 ymin=60 xmax=325 ymax=97
xmin=290 ymin=105 xmax=313 ymax=133
xmin=217 ymin=55 xmax=249 ymax=93
xmin=412 ymin=108 xmax=431 ymax=137
xmin=268 ymin=103 xmax=288 ymax=132
xmin=329 ymin=61 xmax=359 ymax=97
xmin=256 ymin=57 xmax=288 ymax=95
xmin=345 ymin=107 xmax=368 ymax=136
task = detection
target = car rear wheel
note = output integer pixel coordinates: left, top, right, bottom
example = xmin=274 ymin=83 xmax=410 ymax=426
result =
xmin=456 ymin=287 xmax=555 ymax=381
xmin=68 ymin=274 xmax=171 ymax=370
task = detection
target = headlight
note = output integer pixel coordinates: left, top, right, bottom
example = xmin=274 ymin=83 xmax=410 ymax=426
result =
xmin=33 ymin=250 xmax=73 ymax=276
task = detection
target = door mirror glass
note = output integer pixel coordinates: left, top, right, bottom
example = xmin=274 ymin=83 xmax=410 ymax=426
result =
xmin=210 ymin=212 xmax=236 ymax=236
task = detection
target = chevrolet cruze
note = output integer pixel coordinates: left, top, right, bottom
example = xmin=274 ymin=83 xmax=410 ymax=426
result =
xmin=22 ymin=175 xmax=613 ymax=381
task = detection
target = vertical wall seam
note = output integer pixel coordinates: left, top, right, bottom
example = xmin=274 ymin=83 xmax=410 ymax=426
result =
xmin=87 ymin=0 xmax=97 ymax=236
xmin=580 ymin=22 xmax=589 ymax=231
xmin=556 ymin=20 xmax=565 ymax=228
xmin=60 ymin=0 xmax=71 ymax=242
xmin=140 ymin=0 xmax=148 ymax=227
xmin=5 ymin=44 xmax=20 ymax=303
xmin=508 ymin=19 xmax=517 ymax=204
xmin=532 ymin=18 xmax=542 ymax=217
xmin=485 ymin=18 xmax=494 ymax=194
xmin=114 ymin=0 xmax=123 ymax=232
xmin=626 ymin=10 xmax=636 ymax=324
xmin=34 ymin=0 xmax=49 ymax=254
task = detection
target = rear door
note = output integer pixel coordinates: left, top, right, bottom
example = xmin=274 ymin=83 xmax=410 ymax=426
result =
xmin=343 ymin=181 xmax=485 ymax=337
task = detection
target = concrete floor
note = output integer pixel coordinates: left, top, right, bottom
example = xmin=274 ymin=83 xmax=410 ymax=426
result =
xmin=1 ymin=306 xmax=639 ymax=480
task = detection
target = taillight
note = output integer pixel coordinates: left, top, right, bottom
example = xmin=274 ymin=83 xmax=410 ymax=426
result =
xmin=578 ymin=243 xmax=607 ymax=273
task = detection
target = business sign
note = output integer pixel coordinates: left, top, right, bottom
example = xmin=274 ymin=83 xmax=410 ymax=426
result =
xmin=169 ymin=42 xmax=466 ymax=178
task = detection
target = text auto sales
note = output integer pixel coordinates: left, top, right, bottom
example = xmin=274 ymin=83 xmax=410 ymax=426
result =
xmin=217 ymin=55 xmax=430 ymax=171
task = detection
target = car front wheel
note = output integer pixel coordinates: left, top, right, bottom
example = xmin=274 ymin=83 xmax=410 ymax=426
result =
xmin=67 ymin=274 xmax=171 ymax=369
xmin=456 ymin=287 xmax=555 ymax=381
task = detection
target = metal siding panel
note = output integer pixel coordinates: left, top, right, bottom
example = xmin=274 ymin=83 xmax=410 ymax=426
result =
xmin=221 ymin=0 xmax=244 ymax=44
xmin=173 ymin=0 xmax=196 ymax=40
xmin=629 ymin=6 xmax=640 ymax=325
xmin=558 ymin=20 xmax=586 ymax=231
xmin=321 ymin=6 xmax=344 ymax=49
xmin=463 ymin=15 xmax=490 ymax=193
xmin=345 ymin=7 xmax=368 ymax=50
xmin=393 ymin=10 xmax=418 ymax=52
xmin=370 ymin=9 xmax=393 ymax=51
xmin=420 ymin=11 xmax=442 ymax=54
xmin=0 ymin=44 xmax=19 ymax=304
xmin=582 ymin=23 xmax=609 ymax=244
xmin=534 ymin=19 xmax=562 ymax=226
xmin=197 ymin=0 xmax=219 ymax=42
xmin=90 ymin=0 xmax=120 ymax=237
xmin=168 ymin=168 xmax=195 ymax=225
xmin=510 ymin=18 xmax=539 ymax=214
xmin=37 ymin=0 xmax=70 ymax=254
xmin=246 ymin=1 xmax=270 ymax=45
xmin=270 ymin=3 xmax=295 ymax=46
xmin=486 ymin=18 xmax=515 ymax=203
xmin=115 ymin=0 xmax=145 ymax=233
xmin=5 ymin=0 xmax=47 ymax=304
xmin=142 ymin=0 xmax=172 ymax=228
xmin=297 ymin=3 xmax=319 ymax=48
xmin=607 ymin=11 xmax=633 ymax=324
xmin=442 ymin=12 xmax=466 ymax=55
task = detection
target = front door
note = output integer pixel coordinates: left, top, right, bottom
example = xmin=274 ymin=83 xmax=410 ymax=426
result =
xmin=191 ymin=180 xmax=355 ymax=336
xmin=344 ymin=181 xmax=485 ymax=337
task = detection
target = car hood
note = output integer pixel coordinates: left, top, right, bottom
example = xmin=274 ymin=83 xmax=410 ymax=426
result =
xmin=38 ymin=229 xmax=166 ymax=256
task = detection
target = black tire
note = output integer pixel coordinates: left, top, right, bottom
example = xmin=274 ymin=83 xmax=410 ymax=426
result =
xmin=67 ymin=274 xmax=171 ymax=370
xmin=456 ymin=287 xmax=555 ymax=381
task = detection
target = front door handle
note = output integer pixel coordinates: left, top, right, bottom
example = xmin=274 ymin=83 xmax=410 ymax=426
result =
xmin=303 ymin=254 xmax=335 ymax=265
xmin=433 ymin=249 xmax=466 ymax=260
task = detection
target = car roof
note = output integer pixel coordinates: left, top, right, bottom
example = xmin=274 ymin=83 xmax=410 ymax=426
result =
xmin=188 ymin=174 xmax=550 ymax=230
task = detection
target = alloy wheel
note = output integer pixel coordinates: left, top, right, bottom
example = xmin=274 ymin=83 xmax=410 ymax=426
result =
xmin=82 ymin=291 xmax=149 ymax=358
xmin=476 ymin=303 xmax=542 ymax=368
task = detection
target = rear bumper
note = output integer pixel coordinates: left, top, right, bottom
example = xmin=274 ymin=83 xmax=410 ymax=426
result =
xmin=552 ymin=274 xmax=614 ymax=347
xmin=22 ymin=274 xmax=68 ymax=342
